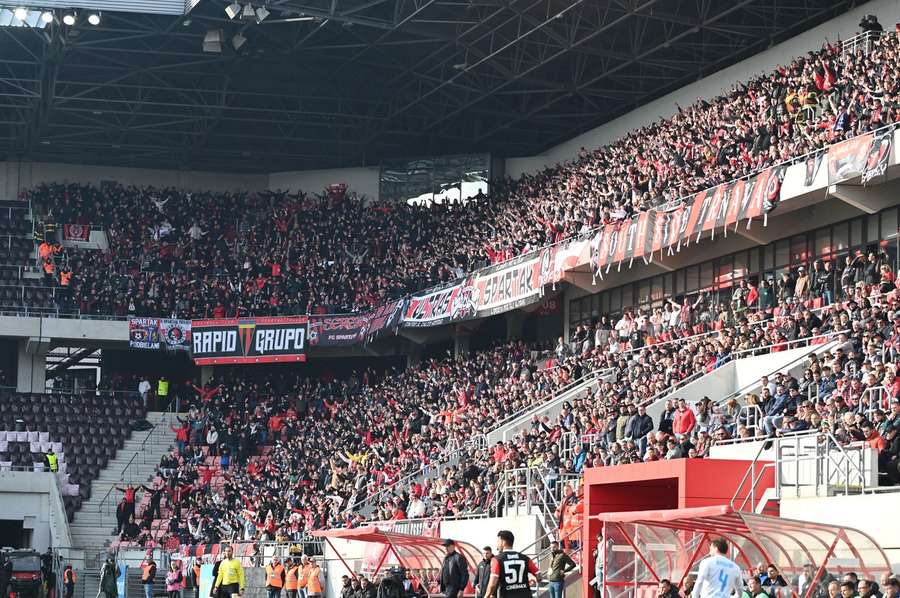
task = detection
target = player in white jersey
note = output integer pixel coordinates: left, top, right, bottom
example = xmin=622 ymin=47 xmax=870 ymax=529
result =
xmin=692 ymin=538 xmax=744 ymax=598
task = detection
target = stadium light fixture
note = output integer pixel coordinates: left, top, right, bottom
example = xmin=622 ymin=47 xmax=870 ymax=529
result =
xmin=62 ymin=10 xmax=76 ymax=25
xmin=255 ymin=5 xmax=269 ymax=23
xmin=13 ymin=7 xmax=27 ymax=21
xmin=203 ymin=28 xmax=223 ymax=53
xmin=40 ymin=10 xmax=53 ymax=24
xmin=232 ymin=32 xmax=246 ymax=50
xmin=240 ymin=2 xmax=256 ymax=20
xmin=87 ymin=11 xmax=100 ymax=25
xmin=225 ymin=1 xmax=241 ymax=19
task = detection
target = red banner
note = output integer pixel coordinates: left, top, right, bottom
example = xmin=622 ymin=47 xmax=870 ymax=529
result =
xmin=62 ymin=223 xmax=90 ymax=241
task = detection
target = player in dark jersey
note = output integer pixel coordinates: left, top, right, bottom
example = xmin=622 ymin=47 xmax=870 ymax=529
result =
xmin=486 ymin=530 xmax=541 ymax=598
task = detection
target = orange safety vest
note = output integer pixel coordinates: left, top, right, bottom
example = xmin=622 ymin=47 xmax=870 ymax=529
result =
xmin=60 ymin=271 xmax=72 ymax=286
xmin=64 ymin=570 xmax=77 ymax=584
xmin=43 ymin=261 xmax=55 ymax=275
xmin=284 ymin=567 xmax=300 ymax=591
xmin=297 ymin=564 xmax=311 ymax=589
xmin=142 ymin=564 xmax=156 ymax=582
xmin=192 ymin=564 xmax=201 ymax=585
xmin=306 ymin=567 xmax=322 ymax=595
xmin=266 ymin=564 xmax=285 ymax=589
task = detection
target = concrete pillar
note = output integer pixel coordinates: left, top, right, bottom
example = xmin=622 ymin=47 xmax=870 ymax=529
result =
xmin=17 ymin=337 xmax=49 ymax=393
xmin=505 ymin=310 xmax=526 ymax=340
xmin=454 ymin=329 xmax=470 ymax=358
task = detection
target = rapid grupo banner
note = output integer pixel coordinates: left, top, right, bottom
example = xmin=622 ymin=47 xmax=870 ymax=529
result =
xmin=591 ymin=164 xmax=786 ymax=276
xmin=191 ymin=316 xmax=308 ymax=365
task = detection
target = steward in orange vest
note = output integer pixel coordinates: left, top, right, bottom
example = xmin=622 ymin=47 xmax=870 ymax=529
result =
xmin=265 ymin=558 xmax=286 ymax=598
xmin=284 ymin=559 xmax=300 ymax=598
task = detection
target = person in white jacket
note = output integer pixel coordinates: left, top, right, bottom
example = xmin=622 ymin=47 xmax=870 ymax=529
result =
xmin=692 ymin=538 xmax=743 ymax=598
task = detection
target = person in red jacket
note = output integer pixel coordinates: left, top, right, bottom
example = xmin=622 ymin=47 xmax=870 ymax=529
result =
xmin=672 ymin=399 xmax=697 ymax=437
xmin=171 ymin=420 xmax=190 ymax=454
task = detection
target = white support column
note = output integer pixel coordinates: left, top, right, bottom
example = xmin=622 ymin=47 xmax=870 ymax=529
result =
xmin=17 ymin=336 xmax=50 ymax=393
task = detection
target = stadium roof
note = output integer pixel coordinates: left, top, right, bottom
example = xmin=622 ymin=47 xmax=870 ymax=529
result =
xmin=0 ymin=0 xmax=869 ymax=173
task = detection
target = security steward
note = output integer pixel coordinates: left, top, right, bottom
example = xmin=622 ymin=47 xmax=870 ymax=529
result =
xmin=45 ymin=449 xmax=59 ymax=473
xmin=265 ymin=557 xmax=286 ymax=598
xmin=142 ymin=558 xmax=158 ymax=598
xmin=63 ymin=565 xmax=77 ymax=598
xmin=284 ymin=558 xmax=300 ymax=598
xmin=212 ymin=545 xmax=244 ymax=598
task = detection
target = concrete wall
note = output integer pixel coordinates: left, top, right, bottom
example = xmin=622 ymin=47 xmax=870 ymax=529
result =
xmin=0 ymin=160 xmax=266 ymax=198
xmin=505 ymin=0 xmax=900 ymax=177
xmin=0 ymin=470 xmax=73 ymax=550
xmin=779 ymin=493 xmax=900 ymax=564
xmin=268 ymin=167 xmax=381 ymax=200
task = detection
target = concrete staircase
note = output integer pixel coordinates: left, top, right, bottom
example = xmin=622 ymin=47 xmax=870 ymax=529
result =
xmin=69 ymin=411 xmax=176 ymax=550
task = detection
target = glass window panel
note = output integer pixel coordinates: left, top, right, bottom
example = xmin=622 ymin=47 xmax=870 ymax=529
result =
xmin=791 ymin=235 xmax=808 ymax=264
xmin=685 ymin=266 xmax=699 ymax=292
xmin=833 ymin=222 xmax=849 ymax=252
xmin=775 ymin=240 xmax=789 ymax=267
xmin=700 ymin=262 xmax=713 ymax=290
xmin=866 ymin=214 xmax=879 ymax=244
xmin=675 ymin=270 xmax=685 ymax=294
xmin=610 ymin=288 xmax=622 ymax=312
xmin=638 ymin=280 xmax=651 ymax=305
xmin=850 ymin=218 xmax=863 ymax=247
xmin=651 ymin=276 xmax=663 ymax=303
xmin=816 ymin=228 xmax=832 ymax=259
xmin=881 ymin=209 xmax=897 ymax=240
xmin=748 ymin=248 xmax=760 ymax=276
xmin=733 ymin=252 xmax=748 ymax=279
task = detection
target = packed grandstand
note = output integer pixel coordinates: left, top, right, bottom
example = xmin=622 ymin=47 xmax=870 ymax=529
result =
xmin=1 ymin=6 xmax=900 ymax=598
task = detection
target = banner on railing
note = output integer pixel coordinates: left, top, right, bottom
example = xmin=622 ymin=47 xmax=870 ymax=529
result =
xmin=308 ymin=313 xmax=369 ymax=347
xmin=828 ymin=133 xmax=874 ymax=184
xmin=160 ymin=319 xmax=191 ymax=351
xmin=61 ymin=223 xmax=91 ymax=242
xmin=129 ymin=317 xmax=192 ymax=350
xmin=863 ymin=128 xmax=893 ymax=184
xmin=400 ymin=254 xmax=546 ymax=327
xmin=591 ymin=165 xmax=785 ymax=276
xmin=128 ymin=317 xmax=161 ymax=349
xmin=190 ymin=316 xmax=308 ymax=365
xmin=366 ymin=299 xmax=404 ymax=340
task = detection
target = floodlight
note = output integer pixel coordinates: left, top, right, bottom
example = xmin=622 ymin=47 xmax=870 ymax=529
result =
xmin=40 ymin=10 xmax=53 ymax=24
xmin=224 ymin=1 xmax=241 ymax=19
xmin=13 ymin=7 xmax=28 ymax=21
xmin=87 ymin=11 xmax=100 ymax=25
xmin=232 ymin=32 xmax=246 ymax=50
xmin=62 ymin=10 xmax=76 ymax=25
xmin=255 ymin=5 xmax=269 ymax=22
xmin=241 ymin=3 xmax=256 ymax=20
xmin=203 ymin=28 xmax=223 ymax=53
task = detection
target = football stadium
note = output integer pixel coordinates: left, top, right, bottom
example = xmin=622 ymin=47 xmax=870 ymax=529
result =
xmin=0 ymin=1 xmax=899 ymax=598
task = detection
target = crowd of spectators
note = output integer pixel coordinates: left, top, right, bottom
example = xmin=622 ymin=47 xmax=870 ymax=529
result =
xmin=105 ymin=249 xmax=900 ymax=551
xmin=23 ymin=28 xmax=900 ymax=319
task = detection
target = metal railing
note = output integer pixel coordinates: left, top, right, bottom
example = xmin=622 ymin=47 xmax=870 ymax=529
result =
xmin=775 ymin=431 xmax=873 ymax=498
xmin=841 ymin=30 xmax=884 ymax=56
xmin=97 ymin=405 xmax=175 ymax=517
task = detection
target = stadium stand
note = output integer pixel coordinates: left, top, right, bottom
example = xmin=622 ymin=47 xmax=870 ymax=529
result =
xmin=0 ymin=390 xmax=146 ymax=522
xmin=3 ymin=14 xmax=900 ymax=598
xmin=20 ymin=30 xmax=900 ymax=319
